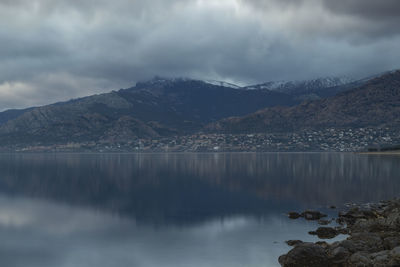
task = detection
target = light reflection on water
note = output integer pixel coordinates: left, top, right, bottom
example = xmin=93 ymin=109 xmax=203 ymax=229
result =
xmin=0 ymin=153 xmax=399 ymax=267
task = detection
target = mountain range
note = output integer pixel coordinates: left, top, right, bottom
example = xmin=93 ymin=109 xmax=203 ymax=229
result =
xmin=208 ymin=70 xmax=400 ymax=133
xmin=0 ymin=78 xmax=296 ymax=145
xmin=0 ymin=70 xmax=398 ymax=147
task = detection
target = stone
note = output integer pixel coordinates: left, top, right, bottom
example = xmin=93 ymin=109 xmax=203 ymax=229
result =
xmin=383 ymin=236 xmax=400 ymax=250
xmin=390 ymin=246 xmax=400 ymax=259
xmin=287 ymin=212 xmax=301 ymax=219
xmin=371 ymin=250 xmax=389 ymax=262
xmin=318 ymin=219 xmax=331 ymax=225
xmin=328 ymin=246 xmax=350 ymax=264
xmin=347 ymin=252 xmax=372 ymax=266
xmin=285 ymin=240 xmax=303 ymax=246
xmin=336 ymin=227 xmax=350 ymax=235
xmin=278 ymin=243 xmax=329 ymax=267
xmin=309 ymin=227 xmax=339 ymax=239
xmin=301 ymin=210 xmax=327 ymax=221
xmin=349 ymin=232 xmax=384 ymax=252
xmin=279 ymin=199 xmax=400 ymax=266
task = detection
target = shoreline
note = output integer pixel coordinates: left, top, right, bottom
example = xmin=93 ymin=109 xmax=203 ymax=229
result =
xmin=279 ymin=199 xmax=400 ymax=266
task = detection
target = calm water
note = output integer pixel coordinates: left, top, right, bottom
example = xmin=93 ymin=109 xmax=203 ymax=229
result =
xmin=0 ymin=153 xmax=399 ymax=267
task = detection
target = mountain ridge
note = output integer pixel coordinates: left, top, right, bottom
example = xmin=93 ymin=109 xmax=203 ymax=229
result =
xmin=0 ymin=78 xmax=296 ymax=145
xmin=207 ymin=70 xmax=400 ymax=133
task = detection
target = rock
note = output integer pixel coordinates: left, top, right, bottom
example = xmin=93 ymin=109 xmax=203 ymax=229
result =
xmin=371 ymin=250 xmax=390 ymax=262
xmin=390 ymin=246 xmax=400 ymax=259
xmin=280 ymin=199 xmax=400 ymax=266
xmin=287 ymin=212 xmax=301 ymax=219
xmin=301 ymin=210 xmax=327 ymax=221
xmin=388 ymin=247 xmax=400 ymax=266
xmin=347 ymin=252 xmax=372 ymax=266
xmin=285 ymin=240 xmax=303 ymax=246
xmin=328 ymin=246 xmax=350 ymax=264
xmin=336 ymin=217 xmax=346 ymax=225
xmin=337 ymin=240 xmax=358 ymax=253
xmin=318 ymin=219 xmax=331 ymax=225
xmin=315 ymin=241 xmax=329 ymax=248
xmin=335 ymin=226 xmax=350 ymax=235
xmin=383 ymin=236 xmax=400 ymax=250
xmin=309 ymin=227 xmax=339 ymax=239
xmin=278 ymin=243 xmax=329 ymax=267
xmin=349 ymin=232 xmax=384 ymax=252
xmin=330 ymin=205 xmax=336 ymax=209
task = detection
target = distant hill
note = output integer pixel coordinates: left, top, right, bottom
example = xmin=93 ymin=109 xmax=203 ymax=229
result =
xmin=0 ymin=78 xmax=296 ymax=145
xmin=207 ymin=70 xmax=400 ymax=133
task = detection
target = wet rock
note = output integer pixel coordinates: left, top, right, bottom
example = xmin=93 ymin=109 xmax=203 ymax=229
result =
xmin=301 ymin=210 xmax=327 ymax=221
xmin=287 ymin=212 xmax=301 ymax=219
xmin=309 ymin=227 xmax=339 ymax=239
xmin=278 ymin=243 xmax=329 ymax=267
xmin=285 ymin=240 xmax=303 ymax=247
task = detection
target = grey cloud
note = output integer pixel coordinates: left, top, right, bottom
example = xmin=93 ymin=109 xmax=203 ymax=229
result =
xmin=244 ymin=0 xmax=400 ymax=39
xmin=322 ymin=0 xmax=400 ymax=20
xmin=0 ymin=0 xmax=399 ymax=110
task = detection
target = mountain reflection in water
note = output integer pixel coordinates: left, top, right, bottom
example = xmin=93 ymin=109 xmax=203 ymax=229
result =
xmin=0 ymin=153 xmax=399 ymax=267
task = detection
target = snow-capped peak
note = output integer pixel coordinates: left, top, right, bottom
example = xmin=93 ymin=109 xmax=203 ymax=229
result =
xmin=203 ymin=80 xmax=241 ymax=89
xmin=244 ymin=76 xmax=355 ymax=92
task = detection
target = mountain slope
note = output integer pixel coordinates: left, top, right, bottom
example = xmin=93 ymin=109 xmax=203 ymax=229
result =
xmin=0 ymin=78 xmax=296 ymax=145
xmin=245 ymin=77 xmax=355 ymax=99
xmin=0 ymin=108 xmax=33 ymax=125
xmin=208 ymin=70 xmax=400 ymax=133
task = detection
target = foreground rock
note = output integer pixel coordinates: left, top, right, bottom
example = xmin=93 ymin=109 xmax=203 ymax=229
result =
xmin=287 ymin=210 xmax=327 ymax=220
xmin=309 ymin=227 xmax=339 ymax=239
xmin=280 ymin=199 xmax=400 ymax=266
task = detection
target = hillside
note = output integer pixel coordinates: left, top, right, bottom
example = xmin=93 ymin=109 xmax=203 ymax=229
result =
xmin=0 ymin=78 xmax=296 ymax=145
xmin=208 ymin=71 xmax=400 ymax=133
xmin=0 ymin=108 xmax=33 ymax=125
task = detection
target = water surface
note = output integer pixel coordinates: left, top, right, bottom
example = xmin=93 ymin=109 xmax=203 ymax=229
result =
xmin=0 ymin=153 xmax=399 ymax=267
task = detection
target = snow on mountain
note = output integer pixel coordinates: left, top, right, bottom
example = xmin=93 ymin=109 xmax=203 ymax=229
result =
xmin=203 ymin=80 xmax=241 ymax=89
xmin=136 ymin=76 xmax=243 ymax=90
xmin=244 ymin=77 xmax=355 ymax=93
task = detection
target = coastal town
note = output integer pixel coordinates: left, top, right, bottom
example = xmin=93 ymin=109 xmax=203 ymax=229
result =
xmin=11 ymin=127 xmax=400 ymax=153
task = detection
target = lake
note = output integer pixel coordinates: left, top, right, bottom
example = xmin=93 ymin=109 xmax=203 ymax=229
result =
xmin=0 ymin=153 xmax=399 ymax=267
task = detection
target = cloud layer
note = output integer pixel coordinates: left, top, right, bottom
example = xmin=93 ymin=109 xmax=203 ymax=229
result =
xmin=0 ymin=0 xmax=399 ymax=109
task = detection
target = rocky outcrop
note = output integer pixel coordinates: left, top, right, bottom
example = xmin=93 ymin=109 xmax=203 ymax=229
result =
xmin=287 ymin=210 xmax=327 ymax=220
xmin=280 ymin=199 xmax=400 ymax=266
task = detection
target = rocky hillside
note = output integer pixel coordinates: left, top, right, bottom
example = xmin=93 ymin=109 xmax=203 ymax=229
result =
xmin=0 ymin=78 xmax=296 ymax=144
xmin=208 ymin=70 xmax=400 ymax=133
xmin=0 ymin=108 xmax=33 ymax=125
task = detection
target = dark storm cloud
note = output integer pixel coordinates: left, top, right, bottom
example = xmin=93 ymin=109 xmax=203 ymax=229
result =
xmin=322 ymin=0 xmax=400 ymax=20
xmin=0 ymin=0 xmax=399 ymax=110
xmin=321 ymin=0 xmax=400 ymax=38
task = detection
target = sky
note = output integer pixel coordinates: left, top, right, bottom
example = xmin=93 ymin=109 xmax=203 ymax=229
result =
xmin=0 ymin=0 xmax=400 ymax=110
